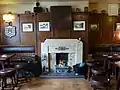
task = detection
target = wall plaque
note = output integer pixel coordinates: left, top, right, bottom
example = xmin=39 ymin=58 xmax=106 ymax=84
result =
xmin=5 ymin=26 xmax=16 ymax=38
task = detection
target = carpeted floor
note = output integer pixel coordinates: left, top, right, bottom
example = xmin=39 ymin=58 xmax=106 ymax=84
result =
xmin=40 ymin=71 xmax=84 ymax=79
xmin=20 ymin=78 xmax=92 ymax=90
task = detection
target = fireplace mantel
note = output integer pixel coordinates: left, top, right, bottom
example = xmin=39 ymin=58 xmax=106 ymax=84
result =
xmin=41 ymin=39 xmax=83 ymax=72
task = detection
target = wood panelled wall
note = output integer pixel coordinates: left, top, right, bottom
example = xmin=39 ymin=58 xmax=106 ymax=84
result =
xmin=88 ymin=13 xmax=120 ymax=52
xmin=1 ymin=15 xmax=20 ymax=45
xmin=20 ymin=14 xmax=35 ymax=45
xmin=1 ymin=12 xmax=120 ymax=58
xmin=0 ymin=12 xmax=88 ymax=60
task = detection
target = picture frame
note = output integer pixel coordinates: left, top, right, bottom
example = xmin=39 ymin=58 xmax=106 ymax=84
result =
xmin=89 ymin=24 xmax=99 ymax=31
xmin=73 ymin=21 xmax=85 ymax=31
xmin=22 ymin=23 xmax=33 ymax=32
xmin=116 ymin=23 xmax=120 ymax=31
xmin=39 ymin=22 xmax=50 ymax=31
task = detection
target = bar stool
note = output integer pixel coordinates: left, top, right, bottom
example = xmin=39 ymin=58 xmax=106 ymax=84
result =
xmin=15 ymin=63 xmax=29 ymax=84
xmin=0 ymin=68 xmax=17 ymax=90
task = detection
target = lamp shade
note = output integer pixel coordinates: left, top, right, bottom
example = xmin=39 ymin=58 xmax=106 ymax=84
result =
xmin=3 ymin=12 xmax=15 ymax=22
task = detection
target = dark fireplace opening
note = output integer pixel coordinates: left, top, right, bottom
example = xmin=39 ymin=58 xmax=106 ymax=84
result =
xmin=56 ymin=53 xmax=68 ymax=67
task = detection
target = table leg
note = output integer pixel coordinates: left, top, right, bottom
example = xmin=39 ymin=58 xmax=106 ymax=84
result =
xmin=116 ymin=76 xmax=120 ymax=90
xmin=1 ymin=62 xmax=4 ymax=69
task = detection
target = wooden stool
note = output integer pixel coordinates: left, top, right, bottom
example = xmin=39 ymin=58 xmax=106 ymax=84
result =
xmin=0 ymin=68 xmax=17 ymax=90
xmin=15 ymin=63 xmax=29 ymax=84
xmin=86 ymin=60 xmax=102 ymax=80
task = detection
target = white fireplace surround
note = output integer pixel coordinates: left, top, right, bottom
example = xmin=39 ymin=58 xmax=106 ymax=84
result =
xmin=41 ymin=39 xmax=83 ymax=71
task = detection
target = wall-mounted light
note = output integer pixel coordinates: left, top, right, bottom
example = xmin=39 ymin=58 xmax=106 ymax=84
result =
xmin=2 ymin=12 xmax=15 ymax=25
xmin=3 ymin=12 xmax=16 ymax=38
xmin=117 ymin=32 xmax=120 ymax=39
xmin=114 ymin=31 xmax=120 ymax=40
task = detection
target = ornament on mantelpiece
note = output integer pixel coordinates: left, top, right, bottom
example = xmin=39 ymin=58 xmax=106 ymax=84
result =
xmin=84 ymin=7 xmax=88 ymax=12
xmin=25 ymin=10 xmax=31 ymax=14
xmin=118 ymin=8 xmax=120 ymax=15
xmin=101 ymin=10 xmax=106 ymax=14
xmin=91 ymin=9 xmax=98 ymax=13
xmin=78 ymin=37 xmax=81 ymax=41
xmin=76 ymin=8 xmax=81 ymax=12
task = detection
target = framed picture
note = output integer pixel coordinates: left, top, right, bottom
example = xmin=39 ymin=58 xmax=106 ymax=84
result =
xmin=39 ymin=22 xmax=50 ymax=31
xmin=90 ymin=24 xmax=99 ymax=31
xmin=73 ymin=21 xmax=85 ymax=31
xmin=116 ymin=23 xmax=120 ymax=31
xmin=22 ymin=23 xmax=33 ymax=32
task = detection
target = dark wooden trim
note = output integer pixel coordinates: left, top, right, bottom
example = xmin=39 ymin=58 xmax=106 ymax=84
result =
xmin=34 ymin=13 xmax=38 ymax=55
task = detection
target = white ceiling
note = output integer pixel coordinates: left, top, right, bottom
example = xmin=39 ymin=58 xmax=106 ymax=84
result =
xmin=0 ymin=0 xmax=89 ymax=4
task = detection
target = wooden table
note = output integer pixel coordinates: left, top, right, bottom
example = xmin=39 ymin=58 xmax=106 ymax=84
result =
xmin=0 ymin=54 xmax=15 ymax=69
xmin=114 ymin=61 xmax=120 ymax=90
xmin=108 ymin=55 xmax=120 ymax=79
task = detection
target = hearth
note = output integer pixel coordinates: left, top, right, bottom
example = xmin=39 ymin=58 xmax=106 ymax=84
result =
xmin=56 ymin=53 xmax=68 ymax=67
xmin=41 ymin=39 xmax=83 ymax=73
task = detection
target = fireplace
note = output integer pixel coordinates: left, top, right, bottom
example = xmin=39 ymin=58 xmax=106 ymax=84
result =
xmin=56 ymin=53 xmax=68 ymax=67
xmin=41 ymin=39 xmax=83 ymax=72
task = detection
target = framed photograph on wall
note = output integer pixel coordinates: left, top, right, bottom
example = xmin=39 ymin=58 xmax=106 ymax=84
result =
xmin=116 ymin=23 xmax=120 ymax=31
xmin=89 ymin=24 xmax=99 ymax=31
xmin=39 ymin=22 xmax=50 ymax=31
xmin=73 ymin=21 xmax=85 ymax=31
xmin=22 ymin=23 xmax=33 ymax=32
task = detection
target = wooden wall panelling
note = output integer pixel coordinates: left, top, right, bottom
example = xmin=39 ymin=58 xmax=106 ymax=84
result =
xmin=71 ymin=12 xmax=88 ymax=39
xmin=1 ymin=15 xmax=20 ymax=45
xmin=37 ymin=13 xmax=51 ymax=42
xmin=37 ymin=13 xmax=51 ymax=56
xmin=52 ymin=16 xmax=71 ymax=38
xmin=53 ymin=28 xmax=71 ymax=38
xmin=51 ymin=6 xmax=72 ymax=38
xmin=0 ymin=15 xmax=2 ymax=45
xmin=50 ymin=6 xmax=72 ymax=30
xmin=72 ymin=12 xmax=88 ymax=60
xmin=101 ymin=14 xmax=114 ymax=44
xmin=88 ymin=13 xmax=102 ymax=48
xmin=108 ymin=16 xmax=116 ymax=44
xmin=19 ymin=14 xmax=35 ymax=45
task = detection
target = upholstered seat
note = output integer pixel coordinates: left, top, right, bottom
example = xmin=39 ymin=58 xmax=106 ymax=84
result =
xmin=14 ymin=62 xmax=33 ymax=84
xmin=86 ymin=60 xmax=103 ymax=80
xmin=91 ymin=75 xmax=110 ymax=89
xmin=86 ymin=60 xmax=100 ymax=67
xmin=0 ymin=68 xmax=16 ymax=77
xmin=15 ymin=63 xmax=27 ymax=69
xmin=91 ymin=67 xmax=106 ymax=75
xmin=0 ymin=68 xmax=17 ymax=90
